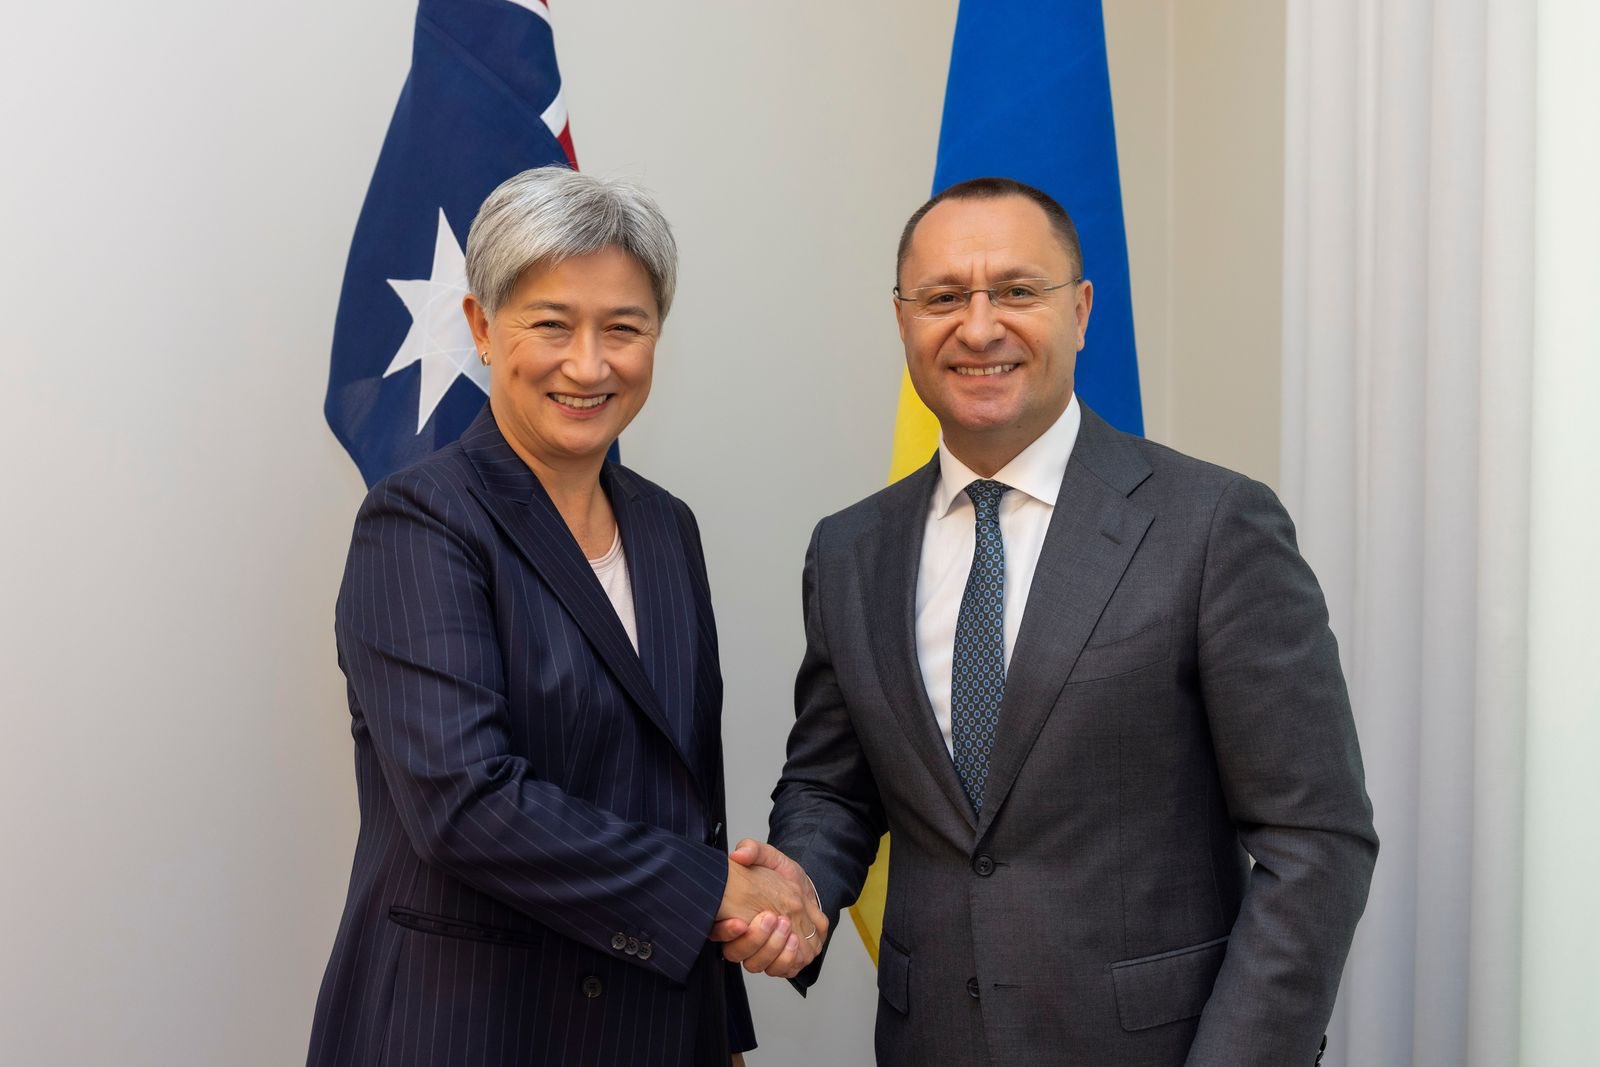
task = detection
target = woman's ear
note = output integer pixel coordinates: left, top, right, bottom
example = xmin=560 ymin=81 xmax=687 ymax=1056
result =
xmin=463 ymin=294 xmax=491 ymax=362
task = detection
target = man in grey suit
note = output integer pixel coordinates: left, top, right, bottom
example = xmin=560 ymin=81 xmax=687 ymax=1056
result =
xmin=716 ymin=178 xmax=1377 ymax=1064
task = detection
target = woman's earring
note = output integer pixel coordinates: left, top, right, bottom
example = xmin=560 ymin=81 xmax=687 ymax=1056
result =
xmin=479 ymin=350 xmax=490 ymax=366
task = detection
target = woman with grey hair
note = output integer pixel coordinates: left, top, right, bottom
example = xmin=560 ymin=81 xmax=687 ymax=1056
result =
xmin=308 ymin=166 xmax=822 ymax=1067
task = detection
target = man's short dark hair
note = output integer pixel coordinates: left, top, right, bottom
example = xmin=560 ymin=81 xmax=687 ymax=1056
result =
xmin=895 ymin=177 xmax=1083 ymax=285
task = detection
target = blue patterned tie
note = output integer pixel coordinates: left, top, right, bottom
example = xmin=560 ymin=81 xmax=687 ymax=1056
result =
xmin=951 ymin=479 xmax=1009 ymax=813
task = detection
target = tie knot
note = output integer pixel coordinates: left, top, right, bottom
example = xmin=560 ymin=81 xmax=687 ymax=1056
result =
xmin=965 ymin=479 xmax=1009 ymax=522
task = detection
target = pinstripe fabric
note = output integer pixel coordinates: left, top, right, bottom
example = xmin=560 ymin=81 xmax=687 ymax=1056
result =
xmin=308 ymin=406 xmax=753 ymax=1067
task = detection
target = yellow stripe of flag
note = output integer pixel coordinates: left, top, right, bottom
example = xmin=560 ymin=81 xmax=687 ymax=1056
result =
xmin=847 ymin=369 xmax=940 ymax=965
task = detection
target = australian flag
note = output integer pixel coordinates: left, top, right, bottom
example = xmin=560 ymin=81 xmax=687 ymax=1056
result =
xmin=325 ymin=0 xmax=576 ymax=488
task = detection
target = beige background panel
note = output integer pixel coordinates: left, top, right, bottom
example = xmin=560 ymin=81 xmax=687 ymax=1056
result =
xmin=1108 ymin=0 xmax=1285 ymax=488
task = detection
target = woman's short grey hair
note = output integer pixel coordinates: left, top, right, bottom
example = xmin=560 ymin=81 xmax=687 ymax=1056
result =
xmin=465 ymin=166 xmax=679 ymax=320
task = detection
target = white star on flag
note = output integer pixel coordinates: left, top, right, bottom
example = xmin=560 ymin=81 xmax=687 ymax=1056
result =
xmin=384 ymin=209 xmax=489 ymax=432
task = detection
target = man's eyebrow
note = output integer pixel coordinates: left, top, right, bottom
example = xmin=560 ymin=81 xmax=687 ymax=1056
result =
xmin=905 ymin=267 xmax=1054 ymax=288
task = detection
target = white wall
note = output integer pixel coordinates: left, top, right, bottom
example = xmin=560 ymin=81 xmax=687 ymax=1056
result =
xmin=0 ymin=2 xmax=1284 ymax=1063
xmin=0 ymin=3 xmax=413 ymax=1062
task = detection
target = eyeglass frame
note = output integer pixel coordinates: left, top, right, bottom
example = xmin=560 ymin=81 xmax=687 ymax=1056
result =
xmin=891 ymin=276 xmax=1084 ymax=319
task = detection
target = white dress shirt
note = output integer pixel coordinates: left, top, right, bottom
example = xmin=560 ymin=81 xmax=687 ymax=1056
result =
xmin=915 ymin=394 xmax=1082 ymax=755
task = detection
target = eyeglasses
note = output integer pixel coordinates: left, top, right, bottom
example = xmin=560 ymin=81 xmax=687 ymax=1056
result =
xmin=892 ymin=277 xmax=1081 ymax=319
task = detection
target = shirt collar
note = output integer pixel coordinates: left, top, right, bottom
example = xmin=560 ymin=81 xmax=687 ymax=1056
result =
xmin=932 ymin=393 xmax=1082 ymax=519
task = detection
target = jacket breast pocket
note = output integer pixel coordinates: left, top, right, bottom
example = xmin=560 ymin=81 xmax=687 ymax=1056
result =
xmin=877 ymin=934 xmax=911 ymax=1015
xmin=1068 ymin=618 xmax=1171 ymax=684
xmin=1110 ymin=935 xmax=1228 ymax=1032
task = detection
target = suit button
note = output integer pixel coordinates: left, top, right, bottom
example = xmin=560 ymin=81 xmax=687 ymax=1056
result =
xmin=581 ymin=976 xmax=604 ymax=999
xmin=625 ymin=937 xmax=641 ymax=956
xmin=973 ymin=855 xmax=995 ymax=877
xmin=966 ymin=977 xmax=981 ymax=999
xmin=637 ymin=942 xmax=654 ymax=961
xmin=611 ymin=932 xmax=627 ymax=951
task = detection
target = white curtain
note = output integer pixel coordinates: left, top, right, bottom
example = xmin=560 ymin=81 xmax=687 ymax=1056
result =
xmin=1281 ymin=1 xmax=1598 ymax=1064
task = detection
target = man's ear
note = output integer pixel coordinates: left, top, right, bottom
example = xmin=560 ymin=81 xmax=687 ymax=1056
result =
xmin=1073 ymin=279 xmax=1094 ymax=351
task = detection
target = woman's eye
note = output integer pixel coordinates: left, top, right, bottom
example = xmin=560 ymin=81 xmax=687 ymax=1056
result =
xmin=609 ymin=323 xmax=641 ymax=335
xmin=532 ymin=320 xmax=568 ymax=331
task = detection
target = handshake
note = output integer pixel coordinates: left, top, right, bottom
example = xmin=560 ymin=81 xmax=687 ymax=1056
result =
xmin=712 ymin=840 xmax=830 ymax=980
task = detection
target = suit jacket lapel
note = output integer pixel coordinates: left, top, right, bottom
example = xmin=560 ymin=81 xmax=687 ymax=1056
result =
xmin=606 ymin=466 xmax=707 ymax=790
xmin=458 ymin=409 xmax=702 ymax=794
xmin=861 ymin=455 xmax=979 ymax=830
xmin=976 ymin=408 xmax=1155 ymax=838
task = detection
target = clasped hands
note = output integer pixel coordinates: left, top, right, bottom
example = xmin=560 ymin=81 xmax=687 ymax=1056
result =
xmin=712 ymin=839 xmax=829 ymax=979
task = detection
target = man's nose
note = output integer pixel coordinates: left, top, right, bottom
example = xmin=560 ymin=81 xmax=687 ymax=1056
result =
xmin=955 ymin=291 xmax=1006 ymax=349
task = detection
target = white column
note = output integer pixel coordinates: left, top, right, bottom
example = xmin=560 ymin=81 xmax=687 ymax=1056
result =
xmin=1520 ymin=0 xmax=1600 ymax=1061
xmin=1465 ymin=1 xmax=1536 ymax=1063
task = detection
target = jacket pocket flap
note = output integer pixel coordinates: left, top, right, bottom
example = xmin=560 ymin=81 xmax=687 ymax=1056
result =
xmin=877 ymin=935 xmax=911 ymax=1015
xmin=1069 ymin=618 xmax=1171 ymax=683
xmin=388 ymin=906 xmax=545 ymax=949
xmin=1110 ymin=935 xmax=1228 ymax=1032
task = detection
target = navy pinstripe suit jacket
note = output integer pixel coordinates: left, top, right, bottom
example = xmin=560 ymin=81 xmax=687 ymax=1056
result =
xmin=309 ymin=407 xmax=753 ymax=1066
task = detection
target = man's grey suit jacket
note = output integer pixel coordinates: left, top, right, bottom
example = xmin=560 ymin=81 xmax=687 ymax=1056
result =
xmin=770 ymin=405 xmax=1377 ymax=1065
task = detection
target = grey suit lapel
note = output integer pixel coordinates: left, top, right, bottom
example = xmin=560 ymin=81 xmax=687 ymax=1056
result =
xmin=976 ymin=407 xmax=1155 ymax=837
xmin=860 ymin=455 xmax=979 ymax=830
